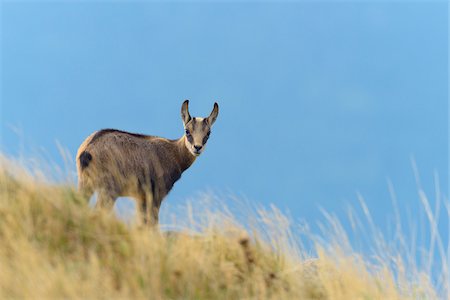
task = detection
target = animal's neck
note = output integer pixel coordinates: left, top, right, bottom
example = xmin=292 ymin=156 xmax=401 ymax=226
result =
xmin=175 ymin=136 xmax=196 ymax=172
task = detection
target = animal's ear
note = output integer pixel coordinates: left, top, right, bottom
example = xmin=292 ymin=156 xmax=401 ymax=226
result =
xmin=207 ymin=102 xmax=219 ymax=126
xmin=181 ymin=100 xmax=191 ymax=125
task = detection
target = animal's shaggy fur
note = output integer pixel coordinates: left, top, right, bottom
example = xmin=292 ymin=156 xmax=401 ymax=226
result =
xmin=76 ymin=100 xmax=219 ymax=225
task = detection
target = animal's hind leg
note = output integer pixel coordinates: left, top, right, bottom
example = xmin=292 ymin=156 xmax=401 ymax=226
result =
xmin=139 ymin=196 xmax=149 ymax=225
xmin=78 ymin=173 xmax=94 ymax=200
xmin=96 ymin=189 xmax=116 ymax=211
xmin=78 ymin=180 xmax=94 ymax=201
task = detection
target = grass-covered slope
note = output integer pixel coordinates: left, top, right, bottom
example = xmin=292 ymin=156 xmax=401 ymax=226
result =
xmin=0 ymin=158 xmax=440 ymax=299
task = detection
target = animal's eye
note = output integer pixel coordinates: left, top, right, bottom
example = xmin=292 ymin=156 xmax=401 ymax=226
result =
xmin=185 ymin=129 xmax=191 ymax=136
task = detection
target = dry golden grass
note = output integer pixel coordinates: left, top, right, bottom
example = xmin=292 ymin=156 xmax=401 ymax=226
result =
xmin=0 ymin=156 xmax=443 ymax=299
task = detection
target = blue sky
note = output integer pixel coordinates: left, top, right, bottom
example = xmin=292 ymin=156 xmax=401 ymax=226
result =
xmin=1 ymin=2 xmax=448 ymax=251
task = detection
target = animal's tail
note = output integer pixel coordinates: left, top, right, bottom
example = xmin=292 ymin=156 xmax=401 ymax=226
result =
xmin=78 ymin=151 xmax=92 ymax=170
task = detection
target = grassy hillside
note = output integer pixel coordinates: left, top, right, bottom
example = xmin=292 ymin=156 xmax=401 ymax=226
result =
xmin=0 ymin=157 xmax=443 ymax=299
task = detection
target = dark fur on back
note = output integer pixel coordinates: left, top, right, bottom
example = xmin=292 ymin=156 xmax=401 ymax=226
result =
xmin=89 ymin=129 xmax=150 ymax=145
xmin=79 ymin=151 xmax=92 ymax=170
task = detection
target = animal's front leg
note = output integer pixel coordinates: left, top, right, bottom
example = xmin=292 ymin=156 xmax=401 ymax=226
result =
xmin=150 ymin=204 xmax=160 ymax=226
xmin=139 ymin=196 xmax=150 ymax=225
xmin=139 ymin=193 xmax=159 ymax=227
xmin=141 ymin=192 xmax=160 ymax=226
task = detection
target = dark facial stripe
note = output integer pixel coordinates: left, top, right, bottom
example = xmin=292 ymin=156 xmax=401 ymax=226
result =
xmin=202 ymin=135 xmax=209 ymax=145
xmin=187 ymin=134 xmax=194 ymax=143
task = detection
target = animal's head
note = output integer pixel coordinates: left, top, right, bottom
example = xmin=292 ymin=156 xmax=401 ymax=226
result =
xmin=181 ymin=100 xmax=219 ymax=157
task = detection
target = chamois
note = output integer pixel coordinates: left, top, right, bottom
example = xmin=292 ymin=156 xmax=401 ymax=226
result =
xmin=76 ymin=100 xmax=219 ymax=225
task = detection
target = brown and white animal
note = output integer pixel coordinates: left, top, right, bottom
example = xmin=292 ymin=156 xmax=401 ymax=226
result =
xmin=76 ymin=100 xmax=219 ymax=225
